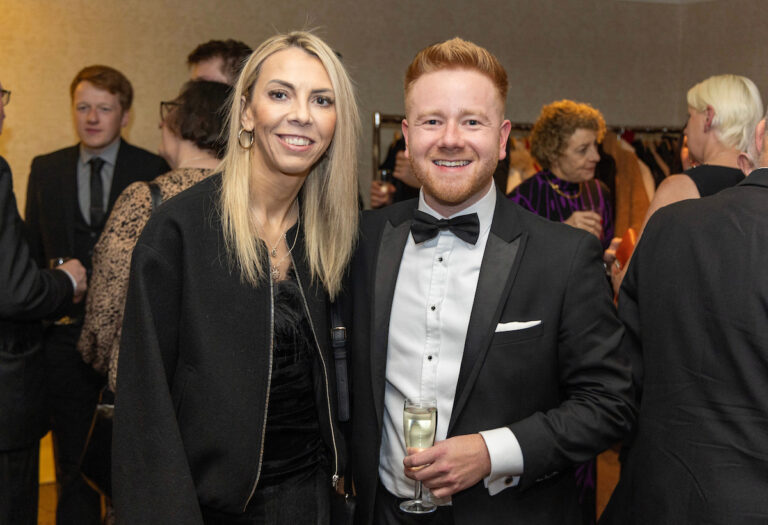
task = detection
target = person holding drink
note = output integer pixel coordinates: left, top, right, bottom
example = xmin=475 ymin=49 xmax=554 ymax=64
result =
xmin=345 ymin=38 xmax=634 ymax=524
xmin=507 ymin=99 xmax=613 ymax=250
xmin=113 ymin=31 xmax=360 ymax=524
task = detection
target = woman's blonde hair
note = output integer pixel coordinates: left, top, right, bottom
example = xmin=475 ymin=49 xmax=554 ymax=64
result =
xmin=219 ymin=31 xmax=360 ymax=298
xmin=687 ymin=74 xmax=763 ymax=152
xmin=530 ymin=99 xmax=606 ymax=170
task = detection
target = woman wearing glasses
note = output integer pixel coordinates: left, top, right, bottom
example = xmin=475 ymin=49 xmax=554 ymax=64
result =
xmin=78 ymin=80 xmax=231 ymax=391
xmin=113 ymin=31 xmax=359 ymax=524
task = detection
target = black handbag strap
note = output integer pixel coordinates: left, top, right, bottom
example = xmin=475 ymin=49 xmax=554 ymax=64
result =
xmin=330 ymin=302 xmax=350 ymax=422
xmin=147 ymin=181 xmax=163 ymax=212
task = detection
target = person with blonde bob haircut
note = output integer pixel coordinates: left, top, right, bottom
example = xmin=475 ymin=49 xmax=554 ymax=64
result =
xmin=608 ymin=74 xmax=762 ymax=293
xmin=113 ymin=31 xmax=360 ymax=524
xmin=687 ymin=74 xmax=762 ymax=153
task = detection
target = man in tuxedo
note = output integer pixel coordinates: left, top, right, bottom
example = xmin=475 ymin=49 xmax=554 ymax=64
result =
xmin=347 ymin=38 xmax=635 ymax=524
xmin=599 ymin=109 xmax=768 ymax=524
xmin=187 ymin=38 xmax=252 ymax=85
xmin=24 ymin=65 xmax=168 ymax=524
xmin=0 ymin=79 xmax=86 ymax=525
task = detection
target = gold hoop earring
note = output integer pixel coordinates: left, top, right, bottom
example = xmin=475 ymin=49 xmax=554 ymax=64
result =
xmin=238 ymin=129 xmax=254 ymax=149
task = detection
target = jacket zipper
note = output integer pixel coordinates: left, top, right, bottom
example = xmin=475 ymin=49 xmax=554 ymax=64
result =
xmin=292 ymin=254 xmax=340 ymax=490
xmin=243 ymin=273 xmax=275 ymax=511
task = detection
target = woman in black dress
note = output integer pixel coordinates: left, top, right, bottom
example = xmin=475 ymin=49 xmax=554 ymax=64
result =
xmin=609 ymin=74 xmax=762 ymax=290
xmin=113 ymin=31 xmax=360 ymax=524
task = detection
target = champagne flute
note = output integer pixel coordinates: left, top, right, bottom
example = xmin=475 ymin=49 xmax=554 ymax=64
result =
xmin=399 ymin=398 xmax=437 ymax=514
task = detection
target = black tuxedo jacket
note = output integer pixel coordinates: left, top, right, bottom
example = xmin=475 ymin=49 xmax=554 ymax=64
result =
xmin=24 ymin=140 xmax=169 ymax=267
xmin=346 ymin=191 xmax=635 ymax=524
xmin=600 ymin=169 xmax=768 ymax=524
xmin=0 ymin=155 xmax=72 ymax=449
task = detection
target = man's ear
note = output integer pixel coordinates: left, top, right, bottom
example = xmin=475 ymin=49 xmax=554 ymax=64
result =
xmin=499 ymin=120 xmax=511 ymax=160
xmin=737 ymin=152 xmax=754 ymax=176
xmin=401 ymin=119 xmax=410 ymax=159
xmin=120 ymin=109 xmax=130 ymax=128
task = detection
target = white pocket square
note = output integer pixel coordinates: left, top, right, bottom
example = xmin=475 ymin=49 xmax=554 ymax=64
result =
xmin=495 ymin=320 xmax=541 ymax=332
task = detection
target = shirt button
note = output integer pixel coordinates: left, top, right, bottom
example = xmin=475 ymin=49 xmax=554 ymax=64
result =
xmin=504 ymin=477 xmax=514 ymax=485
xmin=430 ymin=305 xmax=436 ymax=311
xmin=438 ymin=256 xmax=443 ymax=262
xmin=427 ymin=355 xmax=433 ymax=361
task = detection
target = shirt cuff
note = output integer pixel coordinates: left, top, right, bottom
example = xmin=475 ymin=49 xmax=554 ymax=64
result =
xmin=479 ymin=427 xmax=524 ymax=495
xmin=58 ymin=269 xmax=78 ymax=294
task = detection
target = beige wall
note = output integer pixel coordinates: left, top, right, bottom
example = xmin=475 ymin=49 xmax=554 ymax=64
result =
xmin=1 ymin=0 xmax=766 ymax=209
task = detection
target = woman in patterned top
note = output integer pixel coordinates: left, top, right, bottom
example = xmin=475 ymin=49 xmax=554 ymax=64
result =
xmin=77 ymin=80 xmax=231 ymax=390
xmin=508 ymin=99 xmax=613 ymax=250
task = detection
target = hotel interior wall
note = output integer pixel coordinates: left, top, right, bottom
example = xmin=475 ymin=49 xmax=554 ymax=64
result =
xmin=1 ymin=0 xmax=766 ymax=209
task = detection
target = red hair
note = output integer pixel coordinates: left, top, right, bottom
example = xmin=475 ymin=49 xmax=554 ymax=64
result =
xmin=404 ymin=38 xmax=507 ymax=103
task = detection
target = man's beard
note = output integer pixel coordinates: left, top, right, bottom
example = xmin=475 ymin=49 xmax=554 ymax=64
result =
xmin=410 ymin=156 xmax=497 ymax=210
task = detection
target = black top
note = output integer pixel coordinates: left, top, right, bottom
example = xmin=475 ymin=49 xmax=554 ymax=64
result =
xmin=258 ymin=272 xmax=325 ymax=487
xmin=114 ymin=174 xmax=345 ymax=522
xmin=684 ymin=164 xmax=744 ymax=197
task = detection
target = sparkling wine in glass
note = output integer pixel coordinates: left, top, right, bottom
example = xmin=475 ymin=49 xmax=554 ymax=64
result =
xmin=399 ymin=398 xmax=437 ymax=514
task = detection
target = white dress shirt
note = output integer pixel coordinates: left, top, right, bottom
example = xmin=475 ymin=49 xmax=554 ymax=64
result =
xmin=378 ymin=183 xmax=524 ymax=501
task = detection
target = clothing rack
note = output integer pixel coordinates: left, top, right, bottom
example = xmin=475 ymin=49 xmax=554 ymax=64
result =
xmin=371 ymin=111 xmax=683 ymax=179
xmin=372 ymin=113 xmax=405 ymax=180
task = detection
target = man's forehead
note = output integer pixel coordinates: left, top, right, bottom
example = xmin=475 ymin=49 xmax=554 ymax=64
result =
xmin=73 ymin=81 xmax=118 ymax=100
xmin=405 ymin=69 xmax=505 ymax=117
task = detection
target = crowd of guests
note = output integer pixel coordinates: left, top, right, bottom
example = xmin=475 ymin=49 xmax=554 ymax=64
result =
xmin=1 ymin=31 xmax=767 ymax=525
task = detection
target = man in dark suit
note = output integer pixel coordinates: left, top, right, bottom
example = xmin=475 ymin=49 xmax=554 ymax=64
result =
xmin=24 ymin=65 xmax=168 ymax=524
xmin=346 ymin=38 xmax=635 ymax=525
xmin=0 ymin=79 xmax=86 ymax=525
xmin=599 ymin=111 xmax=768 ymax=524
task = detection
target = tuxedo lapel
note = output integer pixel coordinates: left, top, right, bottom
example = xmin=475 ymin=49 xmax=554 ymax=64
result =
xmin=449 ymin=194 xmax=527 ymax=433
xmin=370 ymin=218 xmax=411 ymax=430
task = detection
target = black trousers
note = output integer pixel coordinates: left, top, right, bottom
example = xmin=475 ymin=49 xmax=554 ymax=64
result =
xmin=201 ymin=465 xmax=330 ymax=524
xmin=44 ymin=325 xmax=103 ymax=525
xmin=374 ymin=481 xmax=454 ymax=525
xmin=0 ymin=443 xmax=39 ymax=525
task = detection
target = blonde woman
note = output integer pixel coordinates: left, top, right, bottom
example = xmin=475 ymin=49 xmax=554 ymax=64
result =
xmin=113 ymin=31 xmax=359 ymax=524
xmin=639 ymin=74 xmax=762 ymax=227
xmin=608 ymin=74 xmax=762 ymax=292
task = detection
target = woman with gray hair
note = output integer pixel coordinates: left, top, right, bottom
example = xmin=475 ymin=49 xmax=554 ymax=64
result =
xmin=113 ymin=31 xmax=360 ymax=524
xmin=647 ymin=74 xmax=762 ymax=212
xmin=608 ymin=74 xmax=762 ymax=288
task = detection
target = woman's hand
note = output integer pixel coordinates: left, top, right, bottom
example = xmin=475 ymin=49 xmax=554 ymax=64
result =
xmin=370 ymin=180 xmax=395 ymax=208
xmin=393 ymin=151 xmax=420 ymax=188
xmin=565 ymin=210 xmax=603 ymax=240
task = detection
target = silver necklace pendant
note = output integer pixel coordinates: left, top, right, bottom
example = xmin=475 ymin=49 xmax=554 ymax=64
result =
xmin=270 ymin=247 xmax=278 ymax=258
xmin=271 ymin=265 xmax=281 ymax=281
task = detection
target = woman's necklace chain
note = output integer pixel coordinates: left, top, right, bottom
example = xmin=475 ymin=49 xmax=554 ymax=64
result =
xmin=253 ymin=200 xmax=300 ymax=281
xmin=270 ymin=211 xmax=300 ymax=281
xmin=545 ymin=172 xmax=582 ymax=199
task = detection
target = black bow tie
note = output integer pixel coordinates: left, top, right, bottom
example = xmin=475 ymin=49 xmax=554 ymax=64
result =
xmin=410 ymin=209 xmax=480 ymax=245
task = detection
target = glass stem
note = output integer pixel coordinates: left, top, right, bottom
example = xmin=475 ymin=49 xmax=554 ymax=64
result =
xmin=414 ymin=481 xmax=423 ymax=501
